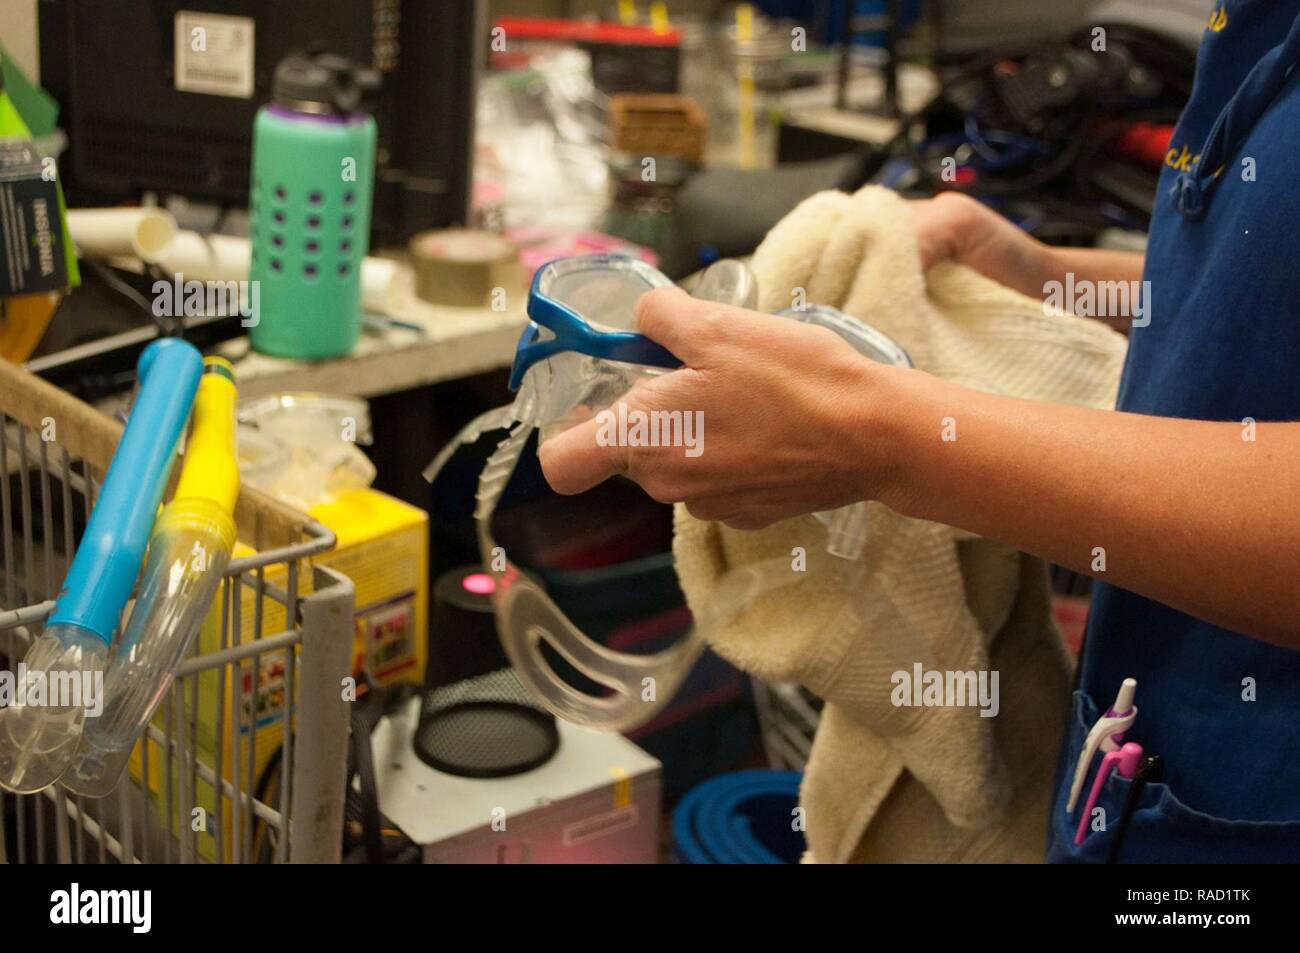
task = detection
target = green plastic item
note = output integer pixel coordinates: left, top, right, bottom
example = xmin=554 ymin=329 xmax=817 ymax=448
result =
xmin=0 ymin=46 xmax=80 ymax=288
xmin=0 ymin=43 xmax=58 ymax=137
xmin=247 ymin=107 xmax=376 ymax=359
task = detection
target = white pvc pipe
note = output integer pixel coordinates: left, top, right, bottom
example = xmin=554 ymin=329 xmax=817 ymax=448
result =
xmin=66 ymin=207 xmax=177 ymax=263
xmin=360 ymin=257 xmax=398 ymax=314
xmin=154 ymin=231 xmax=250 ymax=283
xmin=155 ymin=230 xmax=398 ymax=313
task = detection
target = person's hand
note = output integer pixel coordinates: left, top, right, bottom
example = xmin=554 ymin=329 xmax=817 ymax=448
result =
xmin=910 ymin=191 xmax=1056 ymax=297
xmin=538 ymin=286 xmax=907 ymax=530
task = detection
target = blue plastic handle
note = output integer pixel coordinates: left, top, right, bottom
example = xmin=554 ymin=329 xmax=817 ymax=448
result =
xmin=48 ymin=338 xmax=204 ymax=643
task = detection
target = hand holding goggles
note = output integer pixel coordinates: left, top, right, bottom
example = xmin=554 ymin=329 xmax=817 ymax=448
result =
xmin=426 ymin=255 xmax=911 ymax=731
xmin=509 ymin=254 xmax=683 ymax=390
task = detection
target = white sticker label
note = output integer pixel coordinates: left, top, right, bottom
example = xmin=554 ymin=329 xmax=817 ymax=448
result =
xmin=174 ymin=11 xmax=255 ymax=99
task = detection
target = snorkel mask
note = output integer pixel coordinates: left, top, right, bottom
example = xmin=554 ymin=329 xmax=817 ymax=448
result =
xmin=425 ymin=255 xmax=912 ymax=732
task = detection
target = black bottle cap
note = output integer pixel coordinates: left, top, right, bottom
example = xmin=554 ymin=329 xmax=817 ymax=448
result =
xmin=270 ymin=52 xmax=381 ymax=115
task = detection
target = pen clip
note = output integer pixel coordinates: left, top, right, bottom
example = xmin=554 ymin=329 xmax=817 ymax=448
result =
xmin=1067 ymin=678 xmax=1138 ymax=813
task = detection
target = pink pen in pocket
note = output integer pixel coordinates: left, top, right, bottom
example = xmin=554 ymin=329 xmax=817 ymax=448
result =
xmin=1075 ymin=742 xmax=1144 ymax=846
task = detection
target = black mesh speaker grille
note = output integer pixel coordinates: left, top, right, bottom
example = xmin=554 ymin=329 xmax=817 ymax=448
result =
xmin=413 ymin=669 xmax=559 ymax=779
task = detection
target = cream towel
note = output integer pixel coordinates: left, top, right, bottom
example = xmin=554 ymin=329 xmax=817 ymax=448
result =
xmin=672 ymin=185 xmax=1128 ymax=863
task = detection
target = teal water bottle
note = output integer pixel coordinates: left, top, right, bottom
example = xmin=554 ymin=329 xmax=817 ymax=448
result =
xmin=249 ymin=54 xmax=379 ymax=359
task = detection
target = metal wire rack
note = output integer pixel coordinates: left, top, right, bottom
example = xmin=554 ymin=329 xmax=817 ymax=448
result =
xmin=0 ymin=357 xmax=355 ymax=864
xmin=751 ymin=679 xmax=822 ymax=772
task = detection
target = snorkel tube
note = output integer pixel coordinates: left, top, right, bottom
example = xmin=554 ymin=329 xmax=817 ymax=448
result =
xmin=63 ymin=357 xmax=239 ymax=797
xmin=0 ymin=339 xmax=203 ymax=793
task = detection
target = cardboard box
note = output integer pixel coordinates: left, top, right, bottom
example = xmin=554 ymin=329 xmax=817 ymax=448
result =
xmin=308 ymin=488 xmax=428 ymax=687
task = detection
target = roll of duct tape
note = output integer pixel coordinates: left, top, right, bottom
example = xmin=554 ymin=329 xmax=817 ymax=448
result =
xmin=409 ymin=229 xmax=518 ymax=307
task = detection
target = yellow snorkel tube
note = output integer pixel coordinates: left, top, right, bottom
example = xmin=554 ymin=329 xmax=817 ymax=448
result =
xmin=62 ymin=357 xmax=239 ymax=797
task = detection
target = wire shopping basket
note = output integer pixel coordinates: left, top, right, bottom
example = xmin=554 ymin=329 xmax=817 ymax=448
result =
xmin=0 ymin=357 xmax=355 ymax=864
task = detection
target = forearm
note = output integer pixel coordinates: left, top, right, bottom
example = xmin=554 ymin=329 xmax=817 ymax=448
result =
xmin=1039 ymin=247 xmax=1147 ymax=332
xmin=869 ymin=367 xmax=1300 ymax=646
xmin=1041 ymin=246 xmax=1146 ymax=288
xmin=999 ymin=243 xmax=1144 ymax=300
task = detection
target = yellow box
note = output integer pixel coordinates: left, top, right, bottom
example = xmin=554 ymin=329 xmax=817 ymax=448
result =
xmin=130 ymin=487 xmax=427 ymax=860
xmin=310 ymin=488 xmax=428 ymax=686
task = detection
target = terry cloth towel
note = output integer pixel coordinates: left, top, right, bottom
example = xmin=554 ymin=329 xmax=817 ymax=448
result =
xmin=672 ymin=185 xmax=1129 ymax=863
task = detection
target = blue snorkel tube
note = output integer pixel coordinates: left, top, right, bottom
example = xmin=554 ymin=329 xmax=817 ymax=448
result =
xmin=51 ymin=339 xmax=206 ymax=639
xmin=0 ymin=338 xmax=203 ymax=793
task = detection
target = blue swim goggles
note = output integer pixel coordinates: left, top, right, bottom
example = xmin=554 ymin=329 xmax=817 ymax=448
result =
xmin=509 ymin=255 xmax=683 ymax=391
xmin=511 ymin=254 xmax=912 ymax=392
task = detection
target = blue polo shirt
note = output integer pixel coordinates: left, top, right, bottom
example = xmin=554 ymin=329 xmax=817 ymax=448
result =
xmin=1048 ymin=1 xmax=1300 ymax=862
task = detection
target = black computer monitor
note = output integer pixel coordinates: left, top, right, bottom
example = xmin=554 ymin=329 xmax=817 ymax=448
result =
xmin=38 ymin=0 xmax=482 ymax=245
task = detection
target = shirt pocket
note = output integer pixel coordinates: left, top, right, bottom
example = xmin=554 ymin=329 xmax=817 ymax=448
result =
xmin=1047 ymin=690 xmax=1300 ymax=863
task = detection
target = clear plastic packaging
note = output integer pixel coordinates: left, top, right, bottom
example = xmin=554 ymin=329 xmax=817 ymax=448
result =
xmin=476 ymin=49 xmax=609 ymax=232
xmin=238 ymin=392 xmax=374 ymax=445
xmin=237 ymin=392 xmax=375 ymax=508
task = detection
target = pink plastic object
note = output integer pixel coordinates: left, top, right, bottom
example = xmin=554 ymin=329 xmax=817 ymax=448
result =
xmin=513 ymin=230 xmax=658 ymax=280
xmin=1074 ymin=742 xmax=1144 ymax=846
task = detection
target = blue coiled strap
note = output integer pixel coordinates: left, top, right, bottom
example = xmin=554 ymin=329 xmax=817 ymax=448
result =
xmin=672 ymin=770 xmax=804 ymax=864
xmin=48 ymin=338 xmax=204 ymax=643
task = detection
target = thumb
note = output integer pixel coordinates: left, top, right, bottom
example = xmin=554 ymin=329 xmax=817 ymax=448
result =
xmin=909 ymin=196 xmax=962 ymax=271
xmin=537 ymin=412 xmax=629 ymax=496
xmin=634 ymin=286 xmax=718 ymax=364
